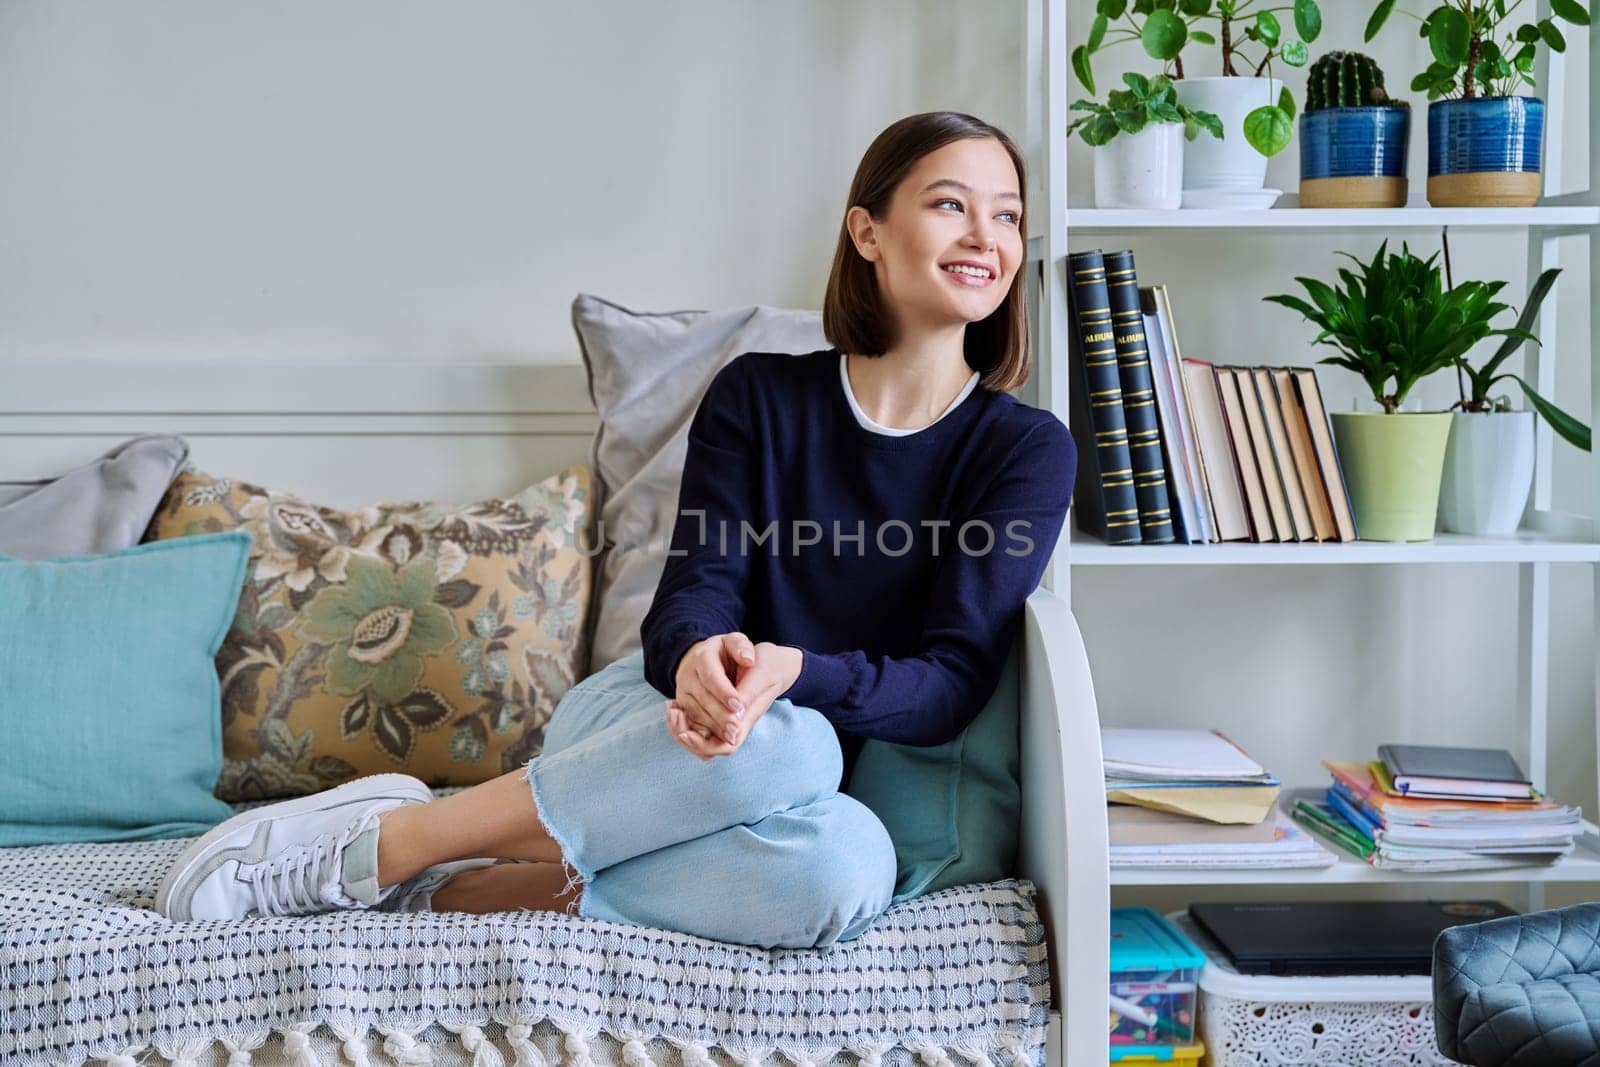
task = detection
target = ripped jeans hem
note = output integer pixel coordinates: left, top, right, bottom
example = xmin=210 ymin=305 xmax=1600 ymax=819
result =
xmin=522 ymin=759 xmax=590 ymax=918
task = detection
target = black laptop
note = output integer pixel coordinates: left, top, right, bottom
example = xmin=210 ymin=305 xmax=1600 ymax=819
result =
xmin=1187 ymin=900 xmax=1518 ymax=976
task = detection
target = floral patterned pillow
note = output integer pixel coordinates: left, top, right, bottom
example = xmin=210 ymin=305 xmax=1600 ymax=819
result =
xmin=144 ymin=465 xmax=593 ymax=801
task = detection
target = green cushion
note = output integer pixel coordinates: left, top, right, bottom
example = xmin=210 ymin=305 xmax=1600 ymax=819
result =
xmin=846 ymin=642 xmax=1021 ymax=904
xmin=0 ymin=532 xmax=249 ymax=846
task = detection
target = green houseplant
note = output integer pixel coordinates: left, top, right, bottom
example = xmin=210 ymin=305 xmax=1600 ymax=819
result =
xmin=1450 ymin=265 xmax=1587 ymax=444
xmin=1074 ymin=0 xmax=1322 ymax=203
xmin=1365 ymin=0 xmax=1591 ymax=205
xmin=1068 ymin=72 xmax=1225 ymax=147
xmin=1437 ymin=264 xmax=1593 ymax=534
xmin=1263 ymin=241 xmax=1531 ymax=540
xmin=1069 ymin=73 xmax=1223 ymax=208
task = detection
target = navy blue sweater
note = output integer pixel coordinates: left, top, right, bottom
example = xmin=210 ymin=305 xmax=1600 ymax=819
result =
xmin=639 ymin=348 xmax=1077 ymax=790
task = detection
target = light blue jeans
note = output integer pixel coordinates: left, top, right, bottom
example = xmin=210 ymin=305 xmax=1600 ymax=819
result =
xmin=522 ymin=650 xmax=898 ymax=950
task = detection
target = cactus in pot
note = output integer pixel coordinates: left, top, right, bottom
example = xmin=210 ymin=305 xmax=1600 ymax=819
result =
xmin=1306 ymin=51 xmax=1400 ymax=110
xmin=1299 ymin=51 xmax=1411 ymax=208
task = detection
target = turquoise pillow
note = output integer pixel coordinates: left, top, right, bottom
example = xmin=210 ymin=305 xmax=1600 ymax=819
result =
xmin=0 ymin=532 xmax=249 ymax=846
xmin=846 ymin=641 xmax=1021 ymax=904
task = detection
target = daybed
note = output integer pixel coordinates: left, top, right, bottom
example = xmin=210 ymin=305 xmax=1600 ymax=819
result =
xmin=0 ymin=311 xmax=1109 ymax=1066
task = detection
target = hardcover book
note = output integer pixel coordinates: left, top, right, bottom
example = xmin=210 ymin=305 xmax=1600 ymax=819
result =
xmin=1066 ymin=249 xmax=1142 ymax=544
xmin=1378 ymin=744 xmax=1535 ymax=799
xmin=1292 ymin=368 xmax=1359 ymax=541
xmin=1229 ymin=367 xmax=1294 ymax=542
xmin=1147 ymin=286 xmax=1218 ymax=542
xmin=1214 ymin=367 xmax=1275 ymax=541
xmin=1103 ymin=250 xmax=1175 ymax=543
xmin=1140 ymin=289 xmax=1202 ymax=543
xmin=1182 ymin=358 xmax=1251 ymax=541
xmin=1270 ymin=367 xmax=1338 ymax=541
xmin=1251 ymin=367 xmax=1314 ymax=541
xmin=1164 ymin=287 xmax=1222 ymax=543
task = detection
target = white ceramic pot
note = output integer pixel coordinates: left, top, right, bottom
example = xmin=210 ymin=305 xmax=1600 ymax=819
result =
xmin=1437 ymin=410 xmax=1535 ymax=536
xmin=1093 ymin=124 xmax=1184 ymax=209
xmin=1176 ymin=76 xmax=1284 ymax=192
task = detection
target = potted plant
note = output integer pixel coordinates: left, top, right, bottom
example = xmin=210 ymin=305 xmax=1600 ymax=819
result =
xmin=1263 ymin=241 xmax=1530 ymax=541
xmin=1299 ymin=51 xmax=1412 ymax=208
xmin=1073 ymin=0 xmax=1322 ymax=206
xmin=1365 ymin=0 xmax=1590 ymax=207
xmin=1068 ymin=72 xmax=1224 ymax=209
xmin=1438 ymin=265 xmax=1592 ymax=535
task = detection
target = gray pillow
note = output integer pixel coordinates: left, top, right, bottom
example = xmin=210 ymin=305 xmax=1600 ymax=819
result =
xmin=571 ymin=293 xmax=827 ymax=672
xmin=0 ymin=434 xmax=190 ymax=560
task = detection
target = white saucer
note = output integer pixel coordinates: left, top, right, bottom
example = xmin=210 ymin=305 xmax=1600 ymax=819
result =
xmin=1180 ymin=187 xmax=1284 ymax=210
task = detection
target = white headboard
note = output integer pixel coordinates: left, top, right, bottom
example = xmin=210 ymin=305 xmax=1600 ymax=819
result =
xmin=0 ymin=362 xmax=599 ymax=507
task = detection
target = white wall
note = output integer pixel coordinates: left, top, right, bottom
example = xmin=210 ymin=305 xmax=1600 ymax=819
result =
xmin=1 ymin=1 xmax=1593 ymax=904
xmin=0 ymin=0 xmax=1023 ymax=361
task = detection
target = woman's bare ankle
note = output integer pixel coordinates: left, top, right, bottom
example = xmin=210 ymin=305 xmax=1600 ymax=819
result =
xmin=430 ymin=862 xmax=582 ymax=915
xmin=371 ymin=770 xmax=568 ymax=888
xmin=375 ymin=805 xmax=427 ymax=887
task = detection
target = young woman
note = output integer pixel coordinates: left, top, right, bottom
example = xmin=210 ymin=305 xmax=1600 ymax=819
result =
xmin=156 ymin=111 xmax=1077 ymax=951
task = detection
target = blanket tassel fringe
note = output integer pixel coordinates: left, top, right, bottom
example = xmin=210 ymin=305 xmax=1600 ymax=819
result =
xmin=99 ymin=1019 xmax=1039 ymax=1066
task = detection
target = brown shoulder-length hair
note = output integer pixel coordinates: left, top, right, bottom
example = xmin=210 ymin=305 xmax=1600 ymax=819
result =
xmin=822 ymin=112 xmax=1031 ymax=394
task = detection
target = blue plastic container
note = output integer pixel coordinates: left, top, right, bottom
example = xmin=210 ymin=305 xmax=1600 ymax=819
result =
xmin=1109 ymin=1041 xmax=1204 ymax=1063
xmin=1110 ymin=907 xmax=1207 ymax=1049
xmin=1301 ymin=106 xmax=1410 ymax=180
xmin=1427 ymin=96 xmax=1544 ymax=206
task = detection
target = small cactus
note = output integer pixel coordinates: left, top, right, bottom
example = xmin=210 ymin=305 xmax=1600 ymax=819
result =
xmin=1305 ymin=51 xmax=1402 ymax=111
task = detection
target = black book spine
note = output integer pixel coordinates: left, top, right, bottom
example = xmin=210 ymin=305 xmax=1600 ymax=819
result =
xmin=1067 ymin=249 xmax=1142 ymax=544
xmin=1103 ymin=250 xmax=1175 ymax=544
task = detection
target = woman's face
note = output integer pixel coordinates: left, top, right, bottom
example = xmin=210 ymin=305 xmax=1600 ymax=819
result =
xmin=851 ymin=137 xmax=1025 ymax=336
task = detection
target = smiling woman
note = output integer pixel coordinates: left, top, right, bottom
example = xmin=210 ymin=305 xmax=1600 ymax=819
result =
xmin=154 ymin=110 xmax=1077 ymax=957
xmin=641 ymin=109 xmax=1074 ymax=792
xmin=824 ymin=114 xmax=1033 ymax=404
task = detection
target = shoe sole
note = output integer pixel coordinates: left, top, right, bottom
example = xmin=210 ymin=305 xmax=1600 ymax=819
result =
xmin=155 ymin=772 xmax=435 ymax=921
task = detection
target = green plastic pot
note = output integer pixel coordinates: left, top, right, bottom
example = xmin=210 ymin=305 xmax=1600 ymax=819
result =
xmin=1329 ymin=411 xmax=1453 ymax=542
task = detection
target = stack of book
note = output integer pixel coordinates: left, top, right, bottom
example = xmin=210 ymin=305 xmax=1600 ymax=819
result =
xmin=1290 ymin=745 xmax=1584 ymax=872
xmin=1067 ymin=246 xmax=1358 ymax=545
xmin=1104 ymin=727 xmax=1336 ymax=870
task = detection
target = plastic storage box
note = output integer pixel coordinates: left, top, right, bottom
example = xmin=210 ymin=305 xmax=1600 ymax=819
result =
xmin=1110 ymin=907 xmax=1205 ymax=1050
xmin=1169 ymin=911 xmax=1457 ymax=1066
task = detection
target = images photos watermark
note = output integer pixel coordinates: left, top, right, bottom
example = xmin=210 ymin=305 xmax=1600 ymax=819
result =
xmin=576 ymin=511 xmax=1042 ymax=559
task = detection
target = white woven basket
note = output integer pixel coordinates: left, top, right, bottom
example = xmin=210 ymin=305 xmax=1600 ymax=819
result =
xmin=1168 ymin=913 xmax=1462 ymax=1066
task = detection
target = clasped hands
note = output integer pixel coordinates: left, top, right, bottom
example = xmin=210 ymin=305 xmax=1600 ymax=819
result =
xmin=668 ymin=634 xmax=803 ymax=761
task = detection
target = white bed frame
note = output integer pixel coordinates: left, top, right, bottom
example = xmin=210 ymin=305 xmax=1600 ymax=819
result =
xmin=1 ymin=361 xmax=1111 ymax=1067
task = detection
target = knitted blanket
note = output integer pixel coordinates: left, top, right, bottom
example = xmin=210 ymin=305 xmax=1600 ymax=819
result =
xmin=0 ymin=830 xmax=1050 ymax=1067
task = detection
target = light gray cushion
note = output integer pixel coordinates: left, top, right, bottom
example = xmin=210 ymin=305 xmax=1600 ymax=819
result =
xmin=0 ymin=434 xmax=190 ymax=561
xmin=571 ymin=293 xmax=826 ymax=672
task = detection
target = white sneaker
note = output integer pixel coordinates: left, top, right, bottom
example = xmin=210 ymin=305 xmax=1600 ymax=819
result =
xmin=377 ymin=857 xmax=501 ymax=913
xmin=156 ymin=773 xmax=434 ymax=921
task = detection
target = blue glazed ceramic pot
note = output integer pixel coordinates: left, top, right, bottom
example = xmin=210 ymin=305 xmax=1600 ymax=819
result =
xmin=1427 ymin=96 xmax=1544 ymax=207
xmin=1299 ymin=106 xmax=1410 ymax=208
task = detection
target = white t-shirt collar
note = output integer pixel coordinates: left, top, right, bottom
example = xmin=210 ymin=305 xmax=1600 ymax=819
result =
xmin=838 ymin=353 xmax=980 ymax=437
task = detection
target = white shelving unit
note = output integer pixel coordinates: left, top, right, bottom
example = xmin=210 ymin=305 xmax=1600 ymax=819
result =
xmin=1071 ymin=528 xmax=1600 ymax=565
xmin=1111 ymin=830 xmax=1600 ymax=886
xmin=1021 ymin=2 xmax=1600 ymax=1064
xmin=1067 ymin=203 xmax=1600 ymax=232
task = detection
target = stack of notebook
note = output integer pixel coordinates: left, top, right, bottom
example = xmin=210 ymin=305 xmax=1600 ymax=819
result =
xmin=1104 ymin=727 xmax=1336 ymax=870
xmin=1290 ymin=745 xmax=1584 ymax=872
